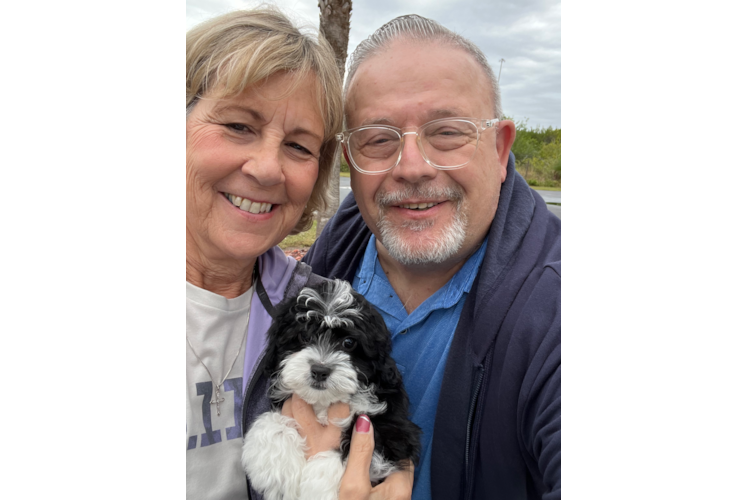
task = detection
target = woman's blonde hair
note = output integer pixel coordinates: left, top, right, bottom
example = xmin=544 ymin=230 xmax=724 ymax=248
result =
xmin=187 ymin=7 xmax=343 ymax=233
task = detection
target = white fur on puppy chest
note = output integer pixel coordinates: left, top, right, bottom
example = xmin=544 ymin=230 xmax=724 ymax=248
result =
xmin=242 ymin=410 xmax=347 ymax=500
xmin=242 ymin=411 xmax=307 ymax=500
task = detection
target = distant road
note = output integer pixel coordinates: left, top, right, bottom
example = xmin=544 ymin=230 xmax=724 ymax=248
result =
xmin=534 ymin=189 xmax=561 ymax=204
xmin=340 ymin=175 xmax=352 ymax=201
xmin=533 ymin=189 xmax=561 ymax=219
xmin=339 ymin=176 xmax=561 ymax=219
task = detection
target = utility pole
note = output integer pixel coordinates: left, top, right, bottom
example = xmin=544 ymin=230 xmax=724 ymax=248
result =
xmin=497 ymin=58 xmax=505 ymax=85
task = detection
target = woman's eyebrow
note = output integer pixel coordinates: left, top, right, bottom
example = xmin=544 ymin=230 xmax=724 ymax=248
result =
xmin=214 ymin=104 xmax=322 ymax=142
xmin=287 ymin=127 xmax=323 ymax=143
xmin=214 ymin=104 xmax=265 ymax=122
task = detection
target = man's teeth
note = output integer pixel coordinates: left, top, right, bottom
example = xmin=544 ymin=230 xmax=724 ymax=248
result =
xmin=225 ymin=193 xmax=272 ymax=214
xmin=399 ymin=202 xmax=437 ymax=210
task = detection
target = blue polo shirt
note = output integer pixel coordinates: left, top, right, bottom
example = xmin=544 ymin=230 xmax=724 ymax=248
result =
xmin=352 ymin=235 xmax=487 ymax=500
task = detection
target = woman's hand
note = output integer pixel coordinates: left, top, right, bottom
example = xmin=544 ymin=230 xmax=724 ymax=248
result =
xmin=281 ymin=394 xmax=350 ymax=458
xmin=339 ymin=415 xmax=414 ymax=500
xmin=282 ymin=395 xmax=413 ymax=500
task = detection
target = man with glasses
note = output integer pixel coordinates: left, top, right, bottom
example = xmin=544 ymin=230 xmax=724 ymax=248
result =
xmin=302 ymin=14 xmax=560 ymax=500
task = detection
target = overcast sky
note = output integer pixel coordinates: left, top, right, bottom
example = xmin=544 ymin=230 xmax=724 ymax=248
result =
xmin=186 ymin=0 xmax=561 ymax=129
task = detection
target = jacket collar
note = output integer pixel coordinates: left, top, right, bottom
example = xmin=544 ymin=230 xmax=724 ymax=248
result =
xmin=468 ymin=153 xmax=555 ymax=361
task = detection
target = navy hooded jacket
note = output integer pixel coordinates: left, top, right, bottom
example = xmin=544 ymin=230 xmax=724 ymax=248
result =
xmin=302 ymin=154 xmax=561 ymax=499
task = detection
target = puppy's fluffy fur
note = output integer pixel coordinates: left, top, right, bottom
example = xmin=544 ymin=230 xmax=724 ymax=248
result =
xmin=242 ymin=280 xmax=421 ymax=500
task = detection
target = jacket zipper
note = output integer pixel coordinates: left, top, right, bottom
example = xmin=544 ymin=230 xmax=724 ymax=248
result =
xmin=464 ymin=364 xmax=484 ymax=498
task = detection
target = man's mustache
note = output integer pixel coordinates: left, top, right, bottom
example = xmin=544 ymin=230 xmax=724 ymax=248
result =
xmin=375 ymin=184 xmax=464 ymax=207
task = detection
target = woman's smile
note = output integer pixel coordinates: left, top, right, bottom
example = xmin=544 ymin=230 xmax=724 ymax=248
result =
xmin=221 ymin=192 xmax=274 ymax=214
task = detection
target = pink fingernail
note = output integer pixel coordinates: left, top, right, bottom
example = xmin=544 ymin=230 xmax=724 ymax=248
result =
xmin=356 ymin=415 xmax=371 ymax=433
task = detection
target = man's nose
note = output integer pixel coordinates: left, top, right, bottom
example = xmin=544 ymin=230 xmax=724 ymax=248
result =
xmin=391 ymin=133 xmax=437 ymax=184
xmin=241 ymin=140 xmax=285 ymax=186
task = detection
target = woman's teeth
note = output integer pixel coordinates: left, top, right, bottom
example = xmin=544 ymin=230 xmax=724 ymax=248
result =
xmin=225 ymin=193 xmax=272 ymax=214
xmin=399 ymin=202 xmax=437 ymax=210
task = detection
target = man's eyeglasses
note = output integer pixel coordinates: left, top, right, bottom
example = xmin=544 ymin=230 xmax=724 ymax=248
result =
xmin=336 ymin=117 xmax=499 ymax=175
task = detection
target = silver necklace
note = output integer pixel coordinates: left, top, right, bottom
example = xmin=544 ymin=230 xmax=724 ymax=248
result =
xmin=187 ymin=280 xmax=253 ymax=417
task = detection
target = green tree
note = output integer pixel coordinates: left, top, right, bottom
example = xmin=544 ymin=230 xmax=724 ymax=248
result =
xmin=507 ymin=117 xmax=561 ymax=188
xmin=511 ymin=118 xmax=541 ymax=163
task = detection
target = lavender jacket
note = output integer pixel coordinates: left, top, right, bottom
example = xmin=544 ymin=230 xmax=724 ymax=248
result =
xmin=239 ymin=245 xmax=326 ymax=499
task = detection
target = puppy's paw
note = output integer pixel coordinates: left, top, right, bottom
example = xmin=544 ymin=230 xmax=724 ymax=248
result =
xmin=300 ymin=450 xmax=345 ymax=500
xmin=328 ymin=414 xmax=353 ymax=429
xmin=243 ymin=411 xmax=306 ymax=500
xmin=313 ymin=404 xmax=329 ymax=425
xmin=369 ymin=450 xmax=399 ymax=483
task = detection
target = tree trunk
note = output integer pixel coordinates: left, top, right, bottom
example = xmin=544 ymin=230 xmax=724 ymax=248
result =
xmin=316 ymin=0 xmax=352 ymax=237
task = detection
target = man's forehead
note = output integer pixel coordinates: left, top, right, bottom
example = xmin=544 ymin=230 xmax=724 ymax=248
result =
xmin=345 ymin=39 xmax=493 ymax=126
xmin=358 ymin=108 xmax=465 ymax=127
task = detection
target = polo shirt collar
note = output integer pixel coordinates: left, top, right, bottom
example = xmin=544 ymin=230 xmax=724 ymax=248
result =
xmin=355 ymin=234 xmax=487 ymax=312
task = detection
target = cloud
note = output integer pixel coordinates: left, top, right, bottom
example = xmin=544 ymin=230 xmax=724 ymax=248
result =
xmin=186 ymin=0 xmax=560 ymax=128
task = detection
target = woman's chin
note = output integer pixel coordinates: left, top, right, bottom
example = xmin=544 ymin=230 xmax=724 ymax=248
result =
xmin=218 ymin=234 xmax=279 ymax=263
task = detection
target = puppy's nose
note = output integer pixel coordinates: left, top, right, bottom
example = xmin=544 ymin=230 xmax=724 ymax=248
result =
xmin=310 ymin=364 xmax=332 ymax=382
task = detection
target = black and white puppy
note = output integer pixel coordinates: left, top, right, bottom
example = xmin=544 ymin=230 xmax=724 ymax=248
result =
xmin=242 ymin=279 xmax=421 ymax=500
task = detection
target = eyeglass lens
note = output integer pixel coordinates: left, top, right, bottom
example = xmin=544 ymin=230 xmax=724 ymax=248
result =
xmin=348 ymin=119 xmax=479 ymax=172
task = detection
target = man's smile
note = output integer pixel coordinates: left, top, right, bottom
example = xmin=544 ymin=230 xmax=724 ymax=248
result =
xmin=397 ymin=201 xmax=439 ymax=210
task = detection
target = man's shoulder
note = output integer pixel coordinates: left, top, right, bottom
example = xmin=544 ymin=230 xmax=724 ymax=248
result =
xmin=302 ymin=192 xmax=371 ymax=282
xmin=469 ymin=186 xmax=560 ymax=339
xmin=480 ymin=182 xmax=560 ymax=280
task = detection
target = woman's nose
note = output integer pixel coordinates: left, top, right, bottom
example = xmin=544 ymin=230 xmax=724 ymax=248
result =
xmin=241 ymin=140 xmax=285 ymax=186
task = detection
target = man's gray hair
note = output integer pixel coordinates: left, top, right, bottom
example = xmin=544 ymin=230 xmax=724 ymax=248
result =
xmin=343 ymin=14 xmax=502 ymax=125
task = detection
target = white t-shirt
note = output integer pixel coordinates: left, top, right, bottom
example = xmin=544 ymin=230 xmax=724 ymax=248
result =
xmin=187 ymin=282 xmax=254 ymax=500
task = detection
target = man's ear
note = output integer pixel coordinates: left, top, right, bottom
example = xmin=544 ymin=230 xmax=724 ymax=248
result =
xmin=342 ymin=145 xmax=352 ymax=169
xmin=494 ymin=120 xmax=516 ymax=183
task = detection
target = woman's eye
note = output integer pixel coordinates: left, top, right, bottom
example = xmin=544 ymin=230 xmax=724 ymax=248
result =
xmin=342 ymin=338 xmax=357 ymax=350
xmin=288 ymin=142 xmax=312 ymax=154
xmin=286 ymin=142 xmax=317 ymax=160
xmin=224 ymin=123 xmax=252 ymax=134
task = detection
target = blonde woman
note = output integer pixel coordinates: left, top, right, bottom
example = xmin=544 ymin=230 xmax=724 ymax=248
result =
xmin=186 ymin=8 xmax=412 ymax=500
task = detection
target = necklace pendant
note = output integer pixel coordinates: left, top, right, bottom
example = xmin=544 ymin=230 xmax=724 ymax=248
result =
xmin=210 ymin=384 xmax=225 ymax=416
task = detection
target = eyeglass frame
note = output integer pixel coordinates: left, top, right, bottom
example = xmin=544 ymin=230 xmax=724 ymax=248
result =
xmin=335 ymin=117 xmax=500 ymax=175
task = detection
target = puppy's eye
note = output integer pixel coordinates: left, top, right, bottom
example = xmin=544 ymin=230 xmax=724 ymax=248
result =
xmin=342 ymin=338 xmax=357 ymax=351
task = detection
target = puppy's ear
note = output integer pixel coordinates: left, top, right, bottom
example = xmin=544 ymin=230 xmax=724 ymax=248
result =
xmin=262 ymin=298 xmax=303 ymax=375
xmin=354 ymin=294 xmax=400 ymax=389
xmin=367 ymin=318 xmax=402 ymax=394
xmin=378 ymin=354 xmax=403 ymax=391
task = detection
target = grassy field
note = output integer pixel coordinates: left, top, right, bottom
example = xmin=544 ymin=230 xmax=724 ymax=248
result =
xmin=279 ymin=221 xmax=317 ymax=250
